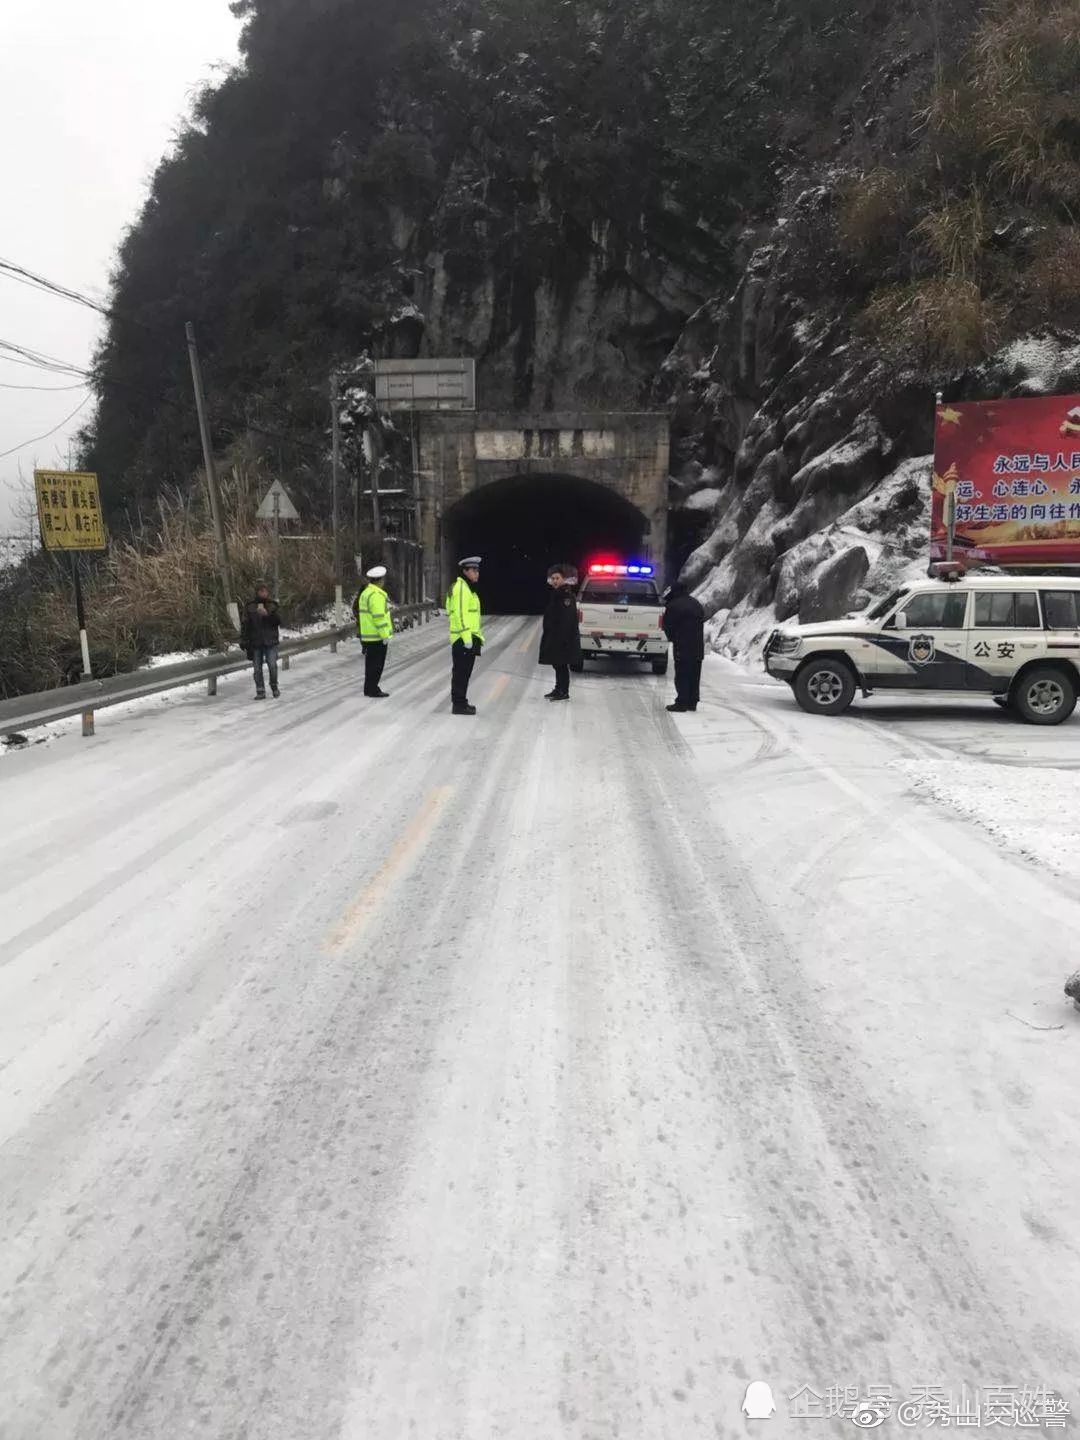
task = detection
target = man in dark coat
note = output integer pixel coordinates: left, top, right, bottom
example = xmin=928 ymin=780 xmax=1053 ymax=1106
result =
xmin=661 ymin=581 xmax=705 ymax=713
xmin=240 ymin=580 xmax=282 ymax=700
xmin=539 ymin=564 xmax=582 ymax=701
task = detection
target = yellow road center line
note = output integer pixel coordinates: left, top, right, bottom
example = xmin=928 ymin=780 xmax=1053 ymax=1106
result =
xmin=487 ymin=674 xmax=510 ymax=704
xmin=518 ymin=621 xmax=540 ymax=655
xmin=325 ymin=785 xmax=454 ymax=952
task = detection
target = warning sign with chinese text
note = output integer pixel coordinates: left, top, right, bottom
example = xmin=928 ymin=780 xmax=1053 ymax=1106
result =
xmin=34 ymin=470 xmax=107 ymax=552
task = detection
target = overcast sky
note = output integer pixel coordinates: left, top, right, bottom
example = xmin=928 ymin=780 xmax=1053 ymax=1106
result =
xmin=0 ymin=0 xmax=242 ymax=534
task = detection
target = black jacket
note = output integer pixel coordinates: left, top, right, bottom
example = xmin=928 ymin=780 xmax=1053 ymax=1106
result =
xmin=539 ymin=586 xmax=582 ymax=666
xmin=662 ymin=589 xmax=705 ymax=658
xmin=241 ymin=597 xmax=281 ymax=650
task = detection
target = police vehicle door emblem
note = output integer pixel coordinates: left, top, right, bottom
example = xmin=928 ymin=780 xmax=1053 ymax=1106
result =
xmin=908 ymin=633 xmax=935 ymax=665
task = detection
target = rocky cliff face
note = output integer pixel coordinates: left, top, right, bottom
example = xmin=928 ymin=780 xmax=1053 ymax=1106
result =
xmin=662 ymin=189 xmax=1080 ymax=657
xmin=413 ymin=218 xmax=715 ymax=413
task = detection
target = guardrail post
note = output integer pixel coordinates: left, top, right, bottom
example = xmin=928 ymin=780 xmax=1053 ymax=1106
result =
xmin=207 ymin=676 xmax=218 ymax=697
xmin=81 ymin=708 xmax=95 ymax=738
xmin=282 ymin=654 xmax=291 ymax=671
xmin=330 ymin=632 xmax=338 ymax=654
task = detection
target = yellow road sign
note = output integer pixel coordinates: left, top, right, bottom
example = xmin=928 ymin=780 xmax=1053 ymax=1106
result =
xmin=34 ymin=470 xmax=107 ymax=551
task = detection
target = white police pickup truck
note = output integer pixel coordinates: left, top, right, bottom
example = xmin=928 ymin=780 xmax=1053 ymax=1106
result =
xmin=764 ymin=572 xmax=1080 ymax=724
xmin=574 ymin=562 xmax=668 ymax=675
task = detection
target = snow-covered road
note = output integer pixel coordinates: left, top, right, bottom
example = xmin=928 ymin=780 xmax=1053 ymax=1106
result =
xmin=2 ymin=618 xmax=1079 ymax=1439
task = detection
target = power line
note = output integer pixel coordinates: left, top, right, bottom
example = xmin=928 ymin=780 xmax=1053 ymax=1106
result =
xmin=0 ymin=257 xmax=111 ymax=319
xmin=0 ymin=395 xmax=92 ymax=461
xmin=0 ymin=332 xmax=330 ymax=463
xmin=0 ymin=380 xmax=89 ymax=392
xmin=0 ymin=256 xmax=157 ymax=337
xmin=0 ymin=338 xmax=89 ymax=378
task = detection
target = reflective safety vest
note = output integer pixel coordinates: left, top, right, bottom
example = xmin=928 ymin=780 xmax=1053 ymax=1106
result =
xmin=356 ymin=583 xmax=392 ymax=642
xmin=447 ymin=576 xmax=484 ymax=646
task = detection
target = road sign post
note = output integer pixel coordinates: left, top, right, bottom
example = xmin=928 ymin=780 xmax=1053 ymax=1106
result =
xmin=272 ymin=492 xmax=281 ymax=599
xmin=256 ymin=480 xmax=299 ymax=602
xmin=35 ymin=470 xmax=107 ymax=680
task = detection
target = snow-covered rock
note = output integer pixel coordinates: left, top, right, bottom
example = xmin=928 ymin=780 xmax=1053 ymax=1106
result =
xmin=662 ymin=194 xmax=1080 ymax=662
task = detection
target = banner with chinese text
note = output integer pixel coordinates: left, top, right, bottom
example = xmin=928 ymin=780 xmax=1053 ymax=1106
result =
xmin=931 ymin=395 xmax=1080 ymax=566
xmin=34 ymin=470 xmax=107 ymax=551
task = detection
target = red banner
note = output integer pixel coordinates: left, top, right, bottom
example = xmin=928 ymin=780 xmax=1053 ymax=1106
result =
xmin=931 ymin=394 xmax=1080 ymax=566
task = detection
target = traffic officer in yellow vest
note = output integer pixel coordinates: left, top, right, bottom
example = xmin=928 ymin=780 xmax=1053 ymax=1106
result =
xmin=448 ymin=555 xmax=485 ymax=714
xmin=354 ymin=564 xmax=393 ymax=698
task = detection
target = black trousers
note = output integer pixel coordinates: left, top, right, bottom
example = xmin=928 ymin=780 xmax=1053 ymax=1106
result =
xmin=362 ymin=641 xmax=388 ymax=695
xmin=674 ymin=647 xmax=703 ymax=709
xmin=451 ymin=640 xmax=477 ymax=705
xmin=551 ymin=664 xmax=570 ymax=696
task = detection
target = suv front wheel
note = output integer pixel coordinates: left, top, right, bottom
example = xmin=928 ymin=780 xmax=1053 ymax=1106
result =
xmin=794 ymin=657 xmax=857 ymax=717
xmin=1012 ymin=665 xmax=1077 ymax=726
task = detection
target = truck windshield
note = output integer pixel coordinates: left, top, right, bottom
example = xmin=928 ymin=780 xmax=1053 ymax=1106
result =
xmin=864 ymin=588 xmax=906 ymax=620
xmin=582 ymin=581 xmax=660 ymax=603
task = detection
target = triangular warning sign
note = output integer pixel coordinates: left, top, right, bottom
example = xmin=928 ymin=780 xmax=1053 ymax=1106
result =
xmin=256 ymin=479 xmax=299 ymax=520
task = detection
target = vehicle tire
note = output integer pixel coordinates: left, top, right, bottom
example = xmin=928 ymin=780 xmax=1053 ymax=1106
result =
xmin=651 ymin=655 xmax=669 ymax=676
xmin=1011 ymin=665 xmax=1077 ymax=726
xmin=793 ymin=657 xmax=857 ymax=716
xmin=570 ymin=659 xmax=584 ymax=674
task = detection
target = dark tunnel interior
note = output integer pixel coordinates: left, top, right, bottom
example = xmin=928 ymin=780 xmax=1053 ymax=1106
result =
xmin=443 ymin=474 xmax=648 ymax=613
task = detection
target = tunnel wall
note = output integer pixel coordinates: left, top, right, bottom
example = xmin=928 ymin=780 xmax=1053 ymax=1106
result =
xmin=419 ymin=411 xmax=669 ymax=599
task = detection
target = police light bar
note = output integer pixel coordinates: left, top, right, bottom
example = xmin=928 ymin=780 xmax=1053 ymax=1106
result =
xmin=588 ymin=561 xmax=654 ymax=576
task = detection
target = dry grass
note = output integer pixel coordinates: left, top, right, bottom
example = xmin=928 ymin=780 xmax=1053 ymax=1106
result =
xmin=0 ymin=479 xmax=342 ymax=698
xmin=853 ymin=0 xmax=1080 ymax=371
xmin=914 ymin=189 xmax=988 ymax=280
xmin=859 ymin=278 xmax=1002 ymax=371
xmin=927 ymin=0 xmax=1080 ymax=203
xmin=1025 ymin=225 xmax=1080 ymax=308
xmin=837 ymin=169 xmax=911 ymax=256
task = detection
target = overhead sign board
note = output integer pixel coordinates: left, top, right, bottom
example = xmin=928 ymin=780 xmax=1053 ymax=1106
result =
xmin=373 ymin=358 xmax=476 ymax=412
xmin=256 ymin=479 xmax=299 ymax=520
xmin=34 ymin=470 xmax=107 ymax=551
xmin=932 ymin=394 xmax=1080 ymax=566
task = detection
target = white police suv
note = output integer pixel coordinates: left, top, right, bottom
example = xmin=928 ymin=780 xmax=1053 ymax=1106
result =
xmin=764 ymin=572 xmax=1080 ymax=724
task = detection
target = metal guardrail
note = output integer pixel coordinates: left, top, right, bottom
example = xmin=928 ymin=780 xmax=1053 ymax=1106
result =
xmin=0 ymin=602 xmax=439 ymax=740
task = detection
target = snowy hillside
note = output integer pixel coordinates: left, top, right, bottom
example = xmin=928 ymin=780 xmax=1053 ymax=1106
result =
xmin=664 ymin=196 xmax=1080 ymax=661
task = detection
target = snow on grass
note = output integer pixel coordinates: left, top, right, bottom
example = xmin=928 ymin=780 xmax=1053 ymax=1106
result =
xmin=996 ymin=336 xmax=1080 ymax=394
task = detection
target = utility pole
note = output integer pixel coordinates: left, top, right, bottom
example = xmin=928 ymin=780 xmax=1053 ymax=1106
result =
xmin=371 ymin=453 xmax=382 ymax=535
xmin=330 ymin=371 xmax=343 ymax=627
xmin=272 ymin=491 xmax=281 ymax=600
xmin=185 ymin=322 xmax=239 ymax=633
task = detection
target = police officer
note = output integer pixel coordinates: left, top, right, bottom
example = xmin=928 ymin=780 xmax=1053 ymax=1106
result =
xmin=354 ymin=564 xmax=393 ymax=698
xmin=661 ymin=581 xmax=706 ymax=712
xmin=539 ymin=564 xmax=582 ymax=701
xmin=447 ymin=555 xmax=484 ymax=714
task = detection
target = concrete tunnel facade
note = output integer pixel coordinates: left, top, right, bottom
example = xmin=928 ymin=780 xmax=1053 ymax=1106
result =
xmin=416 ymin=412 xmax=670 ymax=611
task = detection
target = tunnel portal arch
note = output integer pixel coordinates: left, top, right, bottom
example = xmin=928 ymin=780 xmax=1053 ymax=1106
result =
xmin=417 ymin=411 xmax=669 ymax=608
xmin=442 ymin=473 xmax=650 ymax=613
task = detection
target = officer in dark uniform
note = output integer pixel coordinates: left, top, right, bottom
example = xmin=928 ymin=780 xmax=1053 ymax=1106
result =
xmin=661 ymin=581 xmax=706 ymax=712
xmin=538 ymin=564 xmax=582 ymax=701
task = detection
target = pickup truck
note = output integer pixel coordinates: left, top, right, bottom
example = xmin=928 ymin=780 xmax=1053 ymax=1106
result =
xmin=573 ymin=568 xmax=668 ymax=675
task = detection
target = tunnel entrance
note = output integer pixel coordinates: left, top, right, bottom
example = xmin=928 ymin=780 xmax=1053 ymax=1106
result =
xmin=443 ymin=474 xmax=649 ymax=613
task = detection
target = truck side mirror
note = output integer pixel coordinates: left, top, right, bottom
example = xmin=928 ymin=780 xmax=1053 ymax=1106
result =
xmin=894 ymin=611 xmax=908 ymax=631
